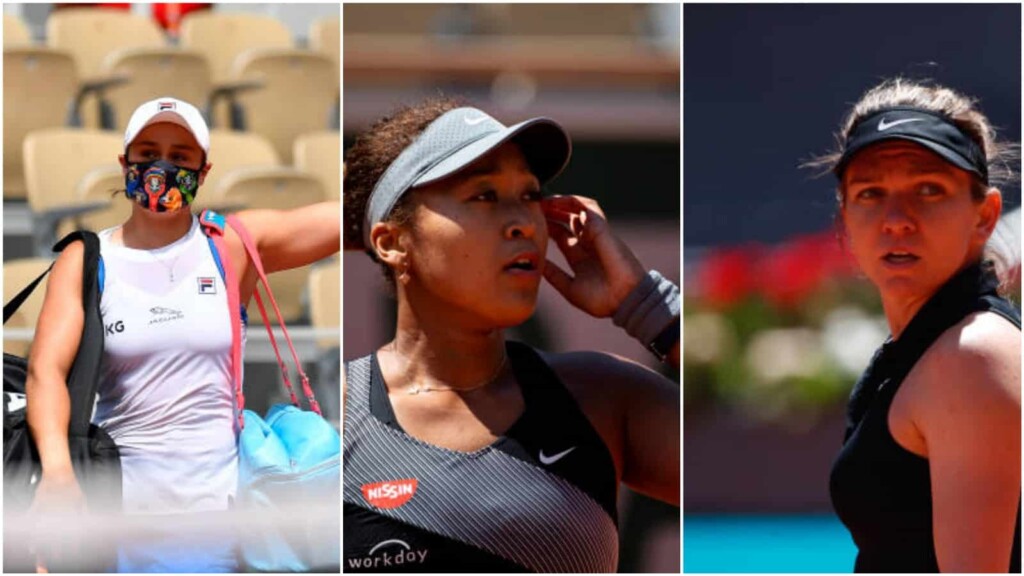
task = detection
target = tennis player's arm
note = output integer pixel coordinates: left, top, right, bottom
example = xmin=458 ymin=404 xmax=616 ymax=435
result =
xmin=26 ymin=242 xmax=85 ymax=484
xmin=237 ymin=200 xmax=341 ymax=273
xmin=560 ymin=352 xmax=680 ymax=505
xmin=619 ymin=360 xmax=680 ymax=505
xmin=916 ymin=317 xmax=1020 ymax=572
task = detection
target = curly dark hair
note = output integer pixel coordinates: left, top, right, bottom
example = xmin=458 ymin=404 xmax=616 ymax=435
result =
xmin=343 ymin=97 xmax=465 ymax=285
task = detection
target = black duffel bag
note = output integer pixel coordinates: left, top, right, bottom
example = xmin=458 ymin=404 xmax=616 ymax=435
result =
xmin=3 ymin=231 xmax=120 ymax=573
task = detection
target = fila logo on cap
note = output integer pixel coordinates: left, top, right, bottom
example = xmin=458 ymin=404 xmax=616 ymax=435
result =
xmin=158 ymin=101 xmax=176 ymax=111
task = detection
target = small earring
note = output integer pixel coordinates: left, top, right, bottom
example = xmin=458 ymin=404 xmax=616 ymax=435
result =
xmin=398 ymin=261 xmax=411 ymax=284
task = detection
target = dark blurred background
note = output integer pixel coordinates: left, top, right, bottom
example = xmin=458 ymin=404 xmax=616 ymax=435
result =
xmin=683 ymin=4 xmax=1021 ymax=572
xmin=343 ymin=3 xmax=680 ymax=572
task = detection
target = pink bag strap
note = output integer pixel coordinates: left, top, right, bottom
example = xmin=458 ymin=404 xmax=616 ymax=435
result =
xmin=199 ymin=209 xmax=246 ymax=430
xmin=225 ymin=214 xmax=322 ymax=417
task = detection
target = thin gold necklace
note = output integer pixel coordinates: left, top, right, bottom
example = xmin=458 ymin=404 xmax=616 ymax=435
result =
xmin=406 ymin=352 xmax=508 ymax=395
xmin=119 ymin=222 xmax=188 ymax=282
xmin=150 ymin=249 xmax=183 ymax=283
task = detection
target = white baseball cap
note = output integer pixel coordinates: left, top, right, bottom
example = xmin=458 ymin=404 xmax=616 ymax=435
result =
xmin=123 ymin=96 xmax=210 ymax=154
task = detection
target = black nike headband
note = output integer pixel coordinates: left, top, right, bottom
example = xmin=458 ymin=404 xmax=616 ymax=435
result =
xmin=834 ymin=107 xmax=988 ymax=184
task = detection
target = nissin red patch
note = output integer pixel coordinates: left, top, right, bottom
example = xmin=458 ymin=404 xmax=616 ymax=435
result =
xmin=362 ymin=479 xmax=418 ymax=509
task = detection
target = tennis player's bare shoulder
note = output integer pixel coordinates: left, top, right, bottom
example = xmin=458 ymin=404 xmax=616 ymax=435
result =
xmin=892 ymin=310 xmax=1021 ymax=456
xmin=540 ymin=349 xmax=667 ymax=400
xmin=922 ymin=310 xmax=1021 ymax=399
xmin=539 ymin=350 xmax=675 ymax=458
xmin=540 ymin=349 xmax=633 ymax=408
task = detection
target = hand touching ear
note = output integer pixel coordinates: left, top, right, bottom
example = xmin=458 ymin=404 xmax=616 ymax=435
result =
xmin=542 ymin=195 xmax=646 ymax=317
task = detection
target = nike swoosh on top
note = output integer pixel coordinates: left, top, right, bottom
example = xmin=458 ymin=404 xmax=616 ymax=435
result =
xmin=539 ymin=446 xmax=576 ymax=465
xmin=464 ymin=116 xmax=490 ymax=126
xmin=877 ymin=117 xmax=925 ymax=131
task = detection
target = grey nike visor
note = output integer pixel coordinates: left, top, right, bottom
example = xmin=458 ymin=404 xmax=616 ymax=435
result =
xmin=363 ymin=106 xmax=572 ymax=247
xmin=834 ymin=107 xmax=988 ymax=184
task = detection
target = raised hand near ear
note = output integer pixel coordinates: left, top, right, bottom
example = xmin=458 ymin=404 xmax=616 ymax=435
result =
xmin=542 ymin=195 xmax=646 ymax=317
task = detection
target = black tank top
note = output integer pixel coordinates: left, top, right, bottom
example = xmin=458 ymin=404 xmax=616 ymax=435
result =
xmin=830 ymin=262 xmax=1021 ymax=572
xmin=343 ymin=341 xmax=619 ymax=572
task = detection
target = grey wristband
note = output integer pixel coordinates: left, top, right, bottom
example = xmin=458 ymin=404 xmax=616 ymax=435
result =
xmin=612 ymin=270 xmax=681 ymax=351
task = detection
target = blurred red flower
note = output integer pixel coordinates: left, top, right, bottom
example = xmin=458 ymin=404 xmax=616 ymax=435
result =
xmin=696 ymin=245 xmax=761 ymax=309
xmin=695 ymin=231 xmax=855 ymax=310
xmin=759 ymin=232 xmax=850 ymax=309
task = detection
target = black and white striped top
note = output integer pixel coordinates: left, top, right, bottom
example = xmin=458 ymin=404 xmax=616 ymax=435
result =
xmin=344 ymin=341 xmax=620 ymax=573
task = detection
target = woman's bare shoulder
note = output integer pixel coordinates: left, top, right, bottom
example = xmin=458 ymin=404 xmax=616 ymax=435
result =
xmin=42 ymin=239 xmax=85 ymax=296
xmin=539 ymin=349 xmax=668 ymax=394
xmin=916 ymin=309 xmax=1021 ymax=414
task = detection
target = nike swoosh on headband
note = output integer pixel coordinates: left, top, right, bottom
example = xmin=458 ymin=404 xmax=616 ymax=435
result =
xmin=877 ymin=117 xmax=925 ymax=131
xmin=464 ymin=116 xmax=490 ymax=126
xmin=834 ymin=107 xmax=989 ymax=184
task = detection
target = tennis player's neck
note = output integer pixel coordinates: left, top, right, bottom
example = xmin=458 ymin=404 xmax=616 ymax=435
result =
xmin=388 ymin=302 xmax=508 ymax=392
xmin=120 ymin=209 xmax=194 ymax=250
xmin=883 ymin=295 xmax=932 ymax=340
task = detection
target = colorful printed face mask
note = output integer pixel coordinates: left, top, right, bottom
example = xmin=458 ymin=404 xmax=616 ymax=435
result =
xmin=124 ymin=159 xmax=200 ymax=212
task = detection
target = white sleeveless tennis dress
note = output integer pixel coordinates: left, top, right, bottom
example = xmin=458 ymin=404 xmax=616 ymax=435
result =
xmin=94 ymin=216 xmax=240 ymax=571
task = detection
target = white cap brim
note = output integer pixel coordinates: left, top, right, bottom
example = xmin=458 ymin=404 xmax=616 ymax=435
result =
xmin=123 ymin=97 xmax=210 ymax=154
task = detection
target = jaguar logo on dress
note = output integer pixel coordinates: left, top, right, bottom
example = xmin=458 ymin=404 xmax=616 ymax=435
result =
xmin=148 ymin=306 xmax=184 ymax=325
xmin=362 ymin=478 xmax=417 ymax=509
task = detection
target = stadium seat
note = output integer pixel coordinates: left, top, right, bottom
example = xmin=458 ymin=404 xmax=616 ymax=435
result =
xmin=231 ymin=49 xmax=337 ymax=163
xmin=47 ymin=8 xmax=167 ymax=82
xmin=308 ymin=257 xmax=340 ymax=349
xmin=4 ymin=13 xmax=32 ymax=47
xmin=214 ymin=167 xmax=327 ymax=323
xmin=57 ymin=166 xmax=131 ymax=237
xmin=179 ymin=11 xmax=292 ymax=85
xmin=308 ymin=15 xmax=340 ymax=126
xmin=101 ymin=48 xmax=212 ymax=130
xmin=212 ymin=167 xmax=325 ymax=224
xmin=4 ymin=258 xmax=53 ymax=357
xmin=4 ymin=48 xmax=78 ymax=202
xmin=293 ymin=132 xmax=340 ymax=201
xmin=309 ymin=16 xmax=339 ymax=71
xmin=47 ymin=8 xmax=168 ymax=129
xmin=308 ymin=256 xmax=340 ymax=422
xmin=179 ymin=12 xmax=295 ymax=128
xmin=23 ymin=129 xmax=122 ymax=256
xmin=192 ymin=129 xmax=282 ymax=212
